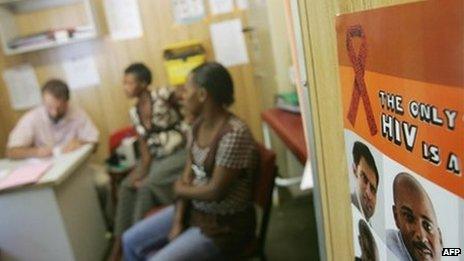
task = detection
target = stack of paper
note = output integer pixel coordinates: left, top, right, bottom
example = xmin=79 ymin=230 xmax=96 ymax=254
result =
xmin=0 ymin=162 xmax=53 ymax=191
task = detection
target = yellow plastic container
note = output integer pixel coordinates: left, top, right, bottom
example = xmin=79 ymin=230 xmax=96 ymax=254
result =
xmin=163 ymin=40 xmax=205 ymax=85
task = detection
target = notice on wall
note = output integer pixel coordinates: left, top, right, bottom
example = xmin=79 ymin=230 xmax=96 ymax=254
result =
xmin=210 ymin=19 xmax=249 ymax=67
xmin=63 ymin=56 xmax=101 ymax=90
xmin=2 ymin=64 xmax=41 ymax=110
xmin=104 ymin=0 xmax=143 ymax=40
xmin=336 ymin=1 xmax=464 ymax=260
xmin=208 ymin=0 xmax=234 ymax=15
xmin=172 ymin=0 xmax=205 ymax=24
xmin=235 ymin=0 xmax=248 ymax=10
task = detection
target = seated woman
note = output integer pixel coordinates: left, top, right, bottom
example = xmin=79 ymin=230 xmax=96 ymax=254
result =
xmin=122 ymin=62 xmax=258 ymax=261
xmin=110 ymin=63 xmax=188 ymax=260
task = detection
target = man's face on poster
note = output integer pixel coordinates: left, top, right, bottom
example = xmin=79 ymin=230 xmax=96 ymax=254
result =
xmin=393 ymin=182 xmax=442 ymax=261
xmin=355 ymin=157 xmax=378 ymax=220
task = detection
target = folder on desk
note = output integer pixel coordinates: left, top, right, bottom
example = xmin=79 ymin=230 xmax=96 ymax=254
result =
xmin=0 ymin=162 xmax=53 ymax=191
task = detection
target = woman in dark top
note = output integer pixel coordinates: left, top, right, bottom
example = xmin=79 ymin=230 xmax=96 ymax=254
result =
xmin=122 ymin=62 xmax=257 ymax=261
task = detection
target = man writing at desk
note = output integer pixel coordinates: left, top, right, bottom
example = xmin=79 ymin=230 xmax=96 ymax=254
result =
xmin=6 ymin=79 xmax=98 ymax=159
xmin=5 ymin=79 xmax=111 ymax=225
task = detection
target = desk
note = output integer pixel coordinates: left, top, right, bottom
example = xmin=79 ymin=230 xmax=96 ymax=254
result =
xmin=0 ymin=145 xmax=108 ymax=261
xmin=261 ymin=108 xmax=307 ymax=163
xmin=261 ymin=109 xmax=308 ymax=201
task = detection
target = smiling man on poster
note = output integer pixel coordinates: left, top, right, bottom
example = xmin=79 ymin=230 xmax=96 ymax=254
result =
xmin=387 ymin=172 xmax=443 ymax=261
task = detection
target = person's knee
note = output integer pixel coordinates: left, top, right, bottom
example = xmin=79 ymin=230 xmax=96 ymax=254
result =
xmin=89 ymin=164 xmax=110 ymax=185
xmin=94 ymin=173 xmax=110 ymax=188
xmin=122 ymin=227 xmax=137 ymax=250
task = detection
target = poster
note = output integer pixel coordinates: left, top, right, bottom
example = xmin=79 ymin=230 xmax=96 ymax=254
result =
xmin=336 ymin=1 xmax=464 ymax=260
xmin=210 ymin=19 xmax=249 ymax=67
xmin=2 ymin=64 xmax=41 ymax=110
xmin=103 ymin=0 xmax=143 ymax=40
xmin=63 ymin=56 xmax=101 ymax=90
xmin=208 ymin=0 xmax=234 ymax=15
xmin=172 ymin=0 xmax=205 ymax=25
xmin=235 ymin=0 xmax=248 ymax=10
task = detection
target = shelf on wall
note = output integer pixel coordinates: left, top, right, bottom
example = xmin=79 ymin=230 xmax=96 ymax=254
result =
xmin=0 ymin=0 xmax=97 ymax=55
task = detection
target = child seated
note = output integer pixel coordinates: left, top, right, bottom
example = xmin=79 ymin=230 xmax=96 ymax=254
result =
xmin=122 ymin=62 xmax=258 ymax=260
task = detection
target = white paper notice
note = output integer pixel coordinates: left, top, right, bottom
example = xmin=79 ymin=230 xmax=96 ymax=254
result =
xmin=300 ymin=160 xmax=314 ymax=190
xmin=63 ymin=56 xmax=101 ymax=90
xmin=104 ymin=0 xmax=143 ymax=40
xmin=210 ymin=19 xmax=249 ymax=67
xmin=235 ymin=0 xmax=249 ymax=10
xmin=172 ymin=0 xmax=205 ymax=24
xmin=2 ymin=64 xmax=41 ymax=110
xmin=209 ymin=0 xmax=234 ymax=15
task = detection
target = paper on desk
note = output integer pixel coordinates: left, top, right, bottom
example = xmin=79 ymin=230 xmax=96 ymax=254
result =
xmin=209 ymin=0 xmax=234 ymax=15
xmin=2 ymin=64 xmax=41 ymax=110
xmin=0 ymin=170 xmax=9 ymax=181
xmin=104 ymin=0 xmax=143 ymax=40
xmin=300 ymin=160 xmax=314 ymax=190
xmin=210 ymin=19 xmax=249 ymax=67
xmin=0 ymin=161 xmax=53 ymax=191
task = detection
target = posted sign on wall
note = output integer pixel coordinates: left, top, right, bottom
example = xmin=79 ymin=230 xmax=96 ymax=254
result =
xmin=336 ymin=1 xmax=463 ymax=260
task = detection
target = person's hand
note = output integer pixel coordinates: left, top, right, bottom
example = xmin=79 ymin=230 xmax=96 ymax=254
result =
xmin=35 ymin=147 xmax=52 ymax=158
xmin=62 ymin=139 xmax=83 ymax=153
xmin=132 ymin=178 xmax=145 ymax=189
xmin=184 ymin=112 xmax=196 ymax=125
xmin=174 ymin=179 xmax=186 ymax=196
xmin=168 ymin=221 xmax=184 ymax=242
xmin=130 ymin=172 xmax=146 ymax=189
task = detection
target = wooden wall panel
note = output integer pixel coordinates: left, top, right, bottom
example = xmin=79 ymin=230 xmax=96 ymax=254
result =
xmin=0 ymin=0 xmax=263 ymax=162
xmin=297 ymin=0 xmax=419 ymax=259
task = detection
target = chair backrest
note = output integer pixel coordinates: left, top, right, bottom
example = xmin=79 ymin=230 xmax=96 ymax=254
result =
xmin=253 ymin=143 xmax=277 ymax=251
xmin=109 ymin=126 xmax=137 ymax=153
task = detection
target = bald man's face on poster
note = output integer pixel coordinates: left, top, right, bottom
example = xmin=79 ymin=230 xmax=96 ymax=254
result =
xmin=393 ymin=174 xmax=443 ymax=261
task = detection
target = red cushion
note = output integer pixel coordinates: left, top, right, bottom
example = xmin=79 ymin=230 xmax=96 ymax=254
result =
xmin=109 ymin=126 xmax=137 ymax=153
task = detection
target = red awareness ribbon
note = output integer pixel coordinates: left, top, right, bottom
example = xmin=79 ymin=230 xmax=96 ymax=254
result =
xmin=346 ymin=25 xmax=378 ymax=136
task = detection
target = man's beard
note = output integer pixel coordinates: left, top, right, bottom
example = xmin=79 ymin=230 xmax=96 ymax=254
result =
xmin=49 ymin=114 xmax=64 ymax=124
